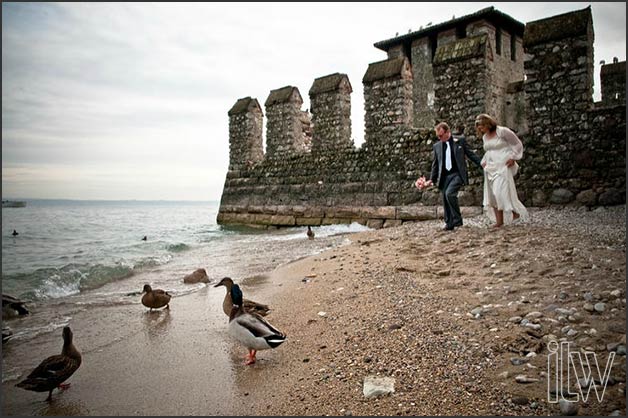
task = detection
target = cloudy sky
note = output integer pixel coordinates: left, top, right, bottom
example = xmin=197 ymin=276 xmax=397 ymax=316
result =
xmin=2 ymin=2 xmax=625 ymax=201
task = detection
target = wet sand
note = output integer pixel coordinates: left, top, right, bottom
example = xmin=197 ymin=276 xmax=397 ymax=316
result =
xmin=2 ymin=285 xmax=249 ymax=415
xmin=2 ymin=206 xmax=626 ymax=416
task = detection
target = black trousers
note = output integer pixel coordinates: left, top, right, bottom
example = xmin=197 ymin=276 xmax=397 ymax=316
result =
xmin=440 ymin=172 xmax=463 ymax=228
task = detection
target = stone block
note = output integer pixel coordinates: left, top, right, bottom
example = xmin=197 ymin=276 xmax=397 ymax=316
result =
xmin=366 ymin=219 xmax=384 ymax=229
xmin=304 ymin=206 xmax=326 ymax=217
xmin=383 ymin=219 xmax=403 ymax=228
xmin=396 ymin=205 xmax=438 ymax=220
xmin=327 ymin=206 xmax=361 ymax=218
xmin=253 ymin=214 xmax=273 ymax=225
xmin=270 ymin=215 xmax=296 ymax=226
xmin=295 ymin=217 xmax=323 ymax=226
xmin=321 ymin=217 xmax=352 ymax=225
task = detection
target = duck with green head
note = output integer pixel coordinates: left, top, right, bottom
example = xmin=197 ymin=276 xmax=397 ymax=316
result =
xmin=228 ymin=284 xmax=286 ymax=365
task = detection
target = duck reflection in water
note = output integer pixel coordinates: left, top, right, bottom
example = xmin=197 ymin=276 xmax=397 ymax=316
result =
xmin=142 ymin=309 xmax=172 ymax=339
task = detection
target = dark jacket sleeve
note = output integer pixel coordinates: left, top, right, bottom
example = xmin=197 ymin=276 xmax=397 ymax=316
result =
xmin=461 ymin=138 xmax=483 ymax=170
xmin=430 ymin=145 xmax=439 ymax=183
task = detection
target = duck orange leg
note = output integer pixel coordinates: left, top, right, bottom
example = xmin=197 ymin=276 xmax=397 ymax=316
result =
xmin=244 ymin=349 xmax=257 ymax=365
xmin=58 ymin=383 xmax=71 ymax=390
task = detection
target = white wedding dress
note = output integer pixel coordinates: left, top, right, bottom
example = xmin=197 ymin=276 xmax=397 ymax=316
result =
xmin=481 ymin=126 xmax=529 ymax=224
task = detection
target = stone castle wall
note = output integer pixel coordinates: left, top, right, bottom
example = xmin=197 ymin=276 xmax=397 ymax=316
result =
xmin=218 ymin=7 xmax=625 ymax=228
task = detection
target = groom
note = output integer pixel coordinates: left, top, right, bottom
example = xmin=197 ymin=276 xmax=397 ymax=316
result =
xmin=417 ymin=122 xmax=483 ymax=231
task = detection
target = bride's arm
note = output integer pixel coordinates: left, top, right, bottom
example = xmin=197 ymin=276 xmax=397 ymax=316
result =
xmin=500 ymin=127 xmax=524 ymax=160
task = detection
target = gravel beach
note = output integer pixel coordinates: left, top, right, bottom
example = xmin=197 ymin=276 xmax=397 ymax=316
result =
xmin=3 ymin=206 xmax=625 ymax=416
xmin=237 ymin=205 xmax=626 ymax=416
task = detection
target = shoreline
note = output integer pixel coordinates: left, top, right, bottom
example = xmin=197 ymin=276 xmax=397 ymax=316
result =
xmin=2 ymin=206 xmax=626 ymax=416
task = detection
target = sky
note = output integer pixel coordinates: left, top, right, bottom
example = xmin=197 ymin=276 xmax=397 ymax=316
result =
xmin=2 ymin=2 xmax=626 ymax=201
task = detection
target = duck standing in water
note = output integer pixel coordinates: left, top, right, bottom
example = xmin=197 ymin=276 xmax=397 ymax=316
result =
xmin=307 ymin=226 xmax=315 ymax=240
xmin=214 ymin=277 xmax=270 ymax=317
xmin=141 ymin=284 xmax=171 ymax=311
xmin=16 ymin=326 xmax=82 ymax=401
xmin=228 ymin=284 xmax=286 ymax=365
xmin=2 ymin=293 xmax=30 ymax=319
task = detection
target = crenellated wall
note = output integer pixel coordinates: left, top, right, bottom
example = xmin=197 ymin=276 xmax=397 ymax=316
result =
xmin=217 ymin=6 xmax=625 ymax=228
xmin=309 ymin=73 xmax=353 ymax=154
xmin=264 ymin=86 xmax=309 ymax=159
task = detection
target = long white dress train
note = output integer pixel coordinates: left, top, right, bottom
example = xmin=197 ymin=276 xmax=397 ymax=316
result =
xmin=481 ymin=126 xmax=529 ymax=224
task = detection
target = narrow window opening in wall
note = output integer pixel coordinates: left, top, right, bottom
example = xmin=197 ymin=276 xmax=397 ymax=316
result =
xmin=495 ymin=28 xmax=502 ymax=56
xmin=615 ymin=93 xmax=620 ymax=100
xmin=429 ymin=34 xmax=438 ymax=62
xmin=456 ymin=25 xmax=467 ymax=39
xmin=403 ymin=43 xmax=412 ymax=65
xmin=510 ymin=33 xmax=516 ymax=61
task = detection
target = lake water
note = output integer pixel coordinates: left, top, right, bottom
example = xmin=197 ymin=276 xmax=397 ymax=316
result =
xmin=1 ymin=199 xmax=369 ymax=353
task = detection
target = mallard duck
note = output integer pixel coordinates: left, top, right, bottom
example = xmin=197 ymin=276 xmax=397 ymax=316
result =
xmin=16 ymin=326 xmax=82 ymax=401
xmin=228 ymin=284 xmax=286 ymax=365
xmin=141 ymin=284 xmax=171 ymax=311
xmin=2 ymin=293 xmax=30 ymax=320
xmin=307 ymin=226 xmax=315 ymax=240
xmin=214 ymin=277 xmax=270 ymax=317
xmin=3 ymin=326 xmax=13 ymax=344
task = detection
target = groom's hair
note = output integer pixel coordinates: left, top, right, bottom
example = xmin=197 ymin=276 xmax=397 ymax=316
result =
xmin=435 ymin=122 xmax=450 ymax=132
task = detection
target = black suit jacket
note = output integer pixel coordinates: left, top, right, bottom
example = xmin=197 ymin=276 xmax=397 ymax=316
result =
xmin=430 ymin=136 xmax=483 ymax=190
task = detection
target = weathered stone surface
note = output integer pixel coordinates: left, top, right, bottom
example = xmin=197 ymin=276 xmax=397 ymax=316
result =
xmin=576 ymin=189 xmax=597 ymax=206
xmin=383 ymin=219 xmax=403 ymax=228
xmin=396 ymin=205 xmax=438 ymax=220
xmin=295 ymin=217 xmax=323 ymax=226
xmin=217 ymin=7 xmax=624 ymax=228
xmin=270 ymin=215 xmax=296 ymax=226
xmin=550 ymin=188 xmax=575 ymax=204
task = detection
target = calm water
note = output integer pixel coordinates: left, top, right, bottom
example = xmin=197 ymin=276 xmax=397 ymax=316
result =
xmin=1 ymin=199 xmax=369 ymax=348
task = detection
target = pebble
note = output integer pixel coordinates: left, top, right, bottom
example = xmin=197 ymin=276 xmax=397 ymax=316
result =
xmin=363 ymin=376 xmax=395 ymax=398
xmin=525 ymin=323 xmax=541 ymax=330
xmin=510 ymin=357 xmax=528 ymax=366
xmin=470 ymin=307 xmax=483 ymax=316
xmin=559 ymin=399 xmax=579 ymax=415
xmin=525 ymin=311 xmax=543 ymax=319
xmin=617 ymin=345 xmax=626 ymax=356
xmin=584 ymin=303 xmax=595 ymax=312
xmin=555 ymin=308 xmax=574 ymax=316
xmin=515 ymin=375 xmax=539 ymax=384
xmin=594 ymin=302 xmax=606 ymax=313
xmin=508 ymin=316 xmax=522 ymax=323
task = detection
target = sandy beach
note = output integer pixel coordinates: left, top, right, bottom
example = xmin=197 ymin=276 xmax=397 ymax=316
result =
xmin=2 ymin=206 xmax=626 ymax=416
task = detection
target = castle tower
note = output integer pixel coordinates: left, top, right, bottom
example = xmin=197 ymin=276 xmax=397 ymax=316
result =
xmin=600 ymin=59 xmax=626 ymax=105
xmin=308 ymin=73 xmax=353 ymax=154
xmin=264 ymin=86 xmax=306 ymax=159
xmin=524 ymin=7 xmax=594 ymax=140
xmin=362 ymin=57 xmax=413 ymax=147
xmin=227 ymin=97 xmax=264 ymax=171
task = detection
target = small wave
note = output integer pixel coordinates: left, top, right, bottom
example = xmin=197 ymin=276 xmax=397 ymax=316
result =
xmin=166 ymin=243 xmax=190 ymax=252
xmin=6 ymin=263 xmax=135 ymax=301
xmin=7 ymin=317 xmax=72 ymax=344
xmin=133 ymin=254 xmax=172 ymax=269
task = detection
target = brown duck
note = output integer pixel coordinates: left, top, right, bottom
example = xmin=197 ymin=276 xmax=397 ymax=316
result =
xmin=214 ymin=277 xmax=270 ymax=317
xmin=16 ymin=326 xmax=82 ymax=401
xmin=141 ymin=284 xmax=171 ymax=311
xmin=307 ymin=226 xmax=315 ymax=240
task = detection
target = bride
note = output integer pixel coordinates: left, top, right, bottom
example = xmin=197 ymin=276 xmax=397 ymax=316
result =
xmin=474 ymin=114 xmax=529 ymax=228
